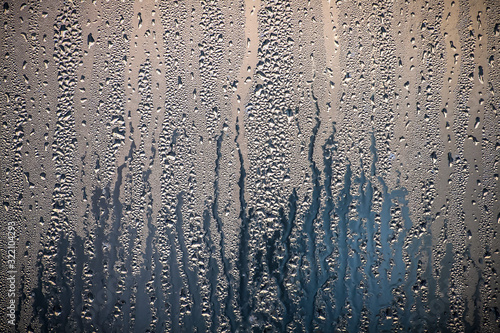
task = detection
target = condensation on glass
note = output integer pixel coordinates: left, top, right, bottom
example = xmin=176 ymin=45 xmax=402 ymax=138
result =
xmin=0 ymin=0 xmax=499 ymax=332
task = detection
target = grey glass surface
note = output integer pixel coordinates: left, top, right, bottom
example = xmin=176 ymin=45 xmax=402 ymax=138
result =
xmin=0 ymin=0 xmax=499 ymax=332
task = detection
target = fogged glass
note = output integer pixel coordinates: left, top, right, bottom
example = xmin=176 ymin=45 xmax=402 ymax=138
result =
xmin=0 ymin=0 xmax=498 ymax=332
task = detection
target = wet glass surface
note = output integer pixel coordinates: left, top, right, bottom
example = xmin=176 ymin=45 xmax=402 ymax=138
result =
xmin=0 ymin=0 xmax=499 ymax=332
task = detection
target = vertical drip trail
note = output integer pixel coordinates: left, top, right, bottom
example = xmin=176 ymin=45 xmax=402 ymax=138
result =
xmin=105 ymin=157 xmax=126 ymax=327
xmin=279 ymin=190 xmax=297 ymax=329
xmin=332 ymin=164 xmax=352 ymax=328
xmin=235 ymin=119 xmax=251 ymax=331
xmin=202 ymin=208 xmax=221 ymax=332
xmin=365 ymin=137 xmax=380 ymax=332
xmin=72 ymin=234 xmax=85 ymax=332
xmin=54 ymin=232 xmax=71 ymax=330
xmin=152 ymin=240 xmax=166 ymax=333
xmin=122 ymin=220 xmax=137 ymax=331
xmin=437 ymin=242 xmax=453 ymax=332
xmin=359 ymin=169 xmax=379 ymax=333
xmin=402 ymin=239 xmax=420 ymax=332
xmin=463 ymin=251 xmax=481 ymax=333
xmin=264 ymin=229 xmax=281 ymax=329
xmin=174 ymin=192 xmax=204 ymax=331
xmin=212 ymin=131 xmax=237 ymax=331
xmin=347 ymin=188 xmax=363 ymax=332
xmin=45 ymin=3 xmax=81 ymax=329
xmin=319 ymin=125 xmax=337 ymax=330
xmin=389 ymin=187 xmax=411 ymax=324
xmin=301 ymin=93 xmax=322 ymax=331
xmin=135 ymin=169 xmax=154 ymax=332
xmin=165 ymin=214 xmax=181 ymax=333
xmin=377 ymin=179 xmax=394 ymax=329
